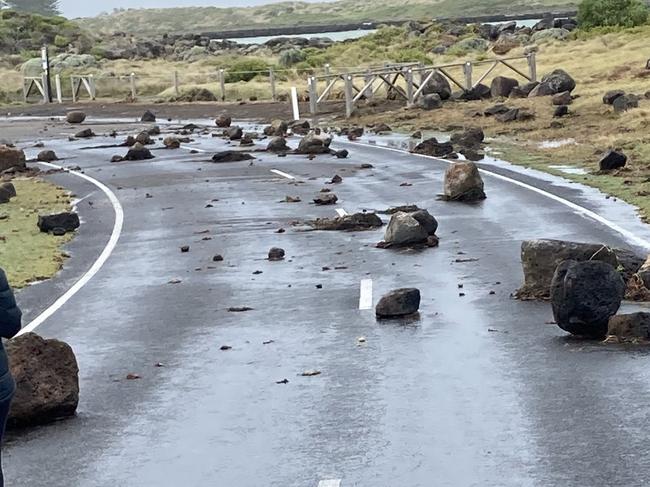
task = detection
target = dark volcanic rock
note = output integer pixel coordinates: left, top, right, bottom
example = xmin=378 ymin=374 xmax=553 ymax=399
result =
xmin=599 ymin=150 xmax=627 ymax=171
xmin=608 ymin=313 xmax=650 ymax=342
xmin=442 ymin=162 xmax=486 ymax=201
xmin=313 ymin=193 xmax=338 ymax=205
xmin=613 ymin=94 xmax=639 ymax=113
xmin=516 ymin=239 xmax=627 ymax=299
xmin=125 ymin=142 xmax=154 ymax=161
xmin=37 ymin=212 xmax=80 ymax=233
xmin=309 ymin=212 xmax=383 ymax=231
xmin=140 ymin=110 xmax=156 ymax=122
xmin=410 ymin=209 xmax=438 ymax=235
xmin=211 ymin=151 xmax=255 ymax=163
xmin=411 ymin=138 xmax=454 ymax=157
xmin=603 ymin=90 xmax=625 ymax=105
xmin=65 ymin=111 xmax=86 ymax=124
xmin=226 ymin=126 xmax=243 ymax=140
xmin=215 ymin=114 xmax=232 ymax=128
xmin=268 ymin=247 xmax=285 ymax=261
xmin=0 ymin=145 xmax=26 ymax=172
xmin=267 ymin=137 xmax=289 ymax=152
xmin=490 ymin=76 xmax=519 ymax=98
xmin=551 ymin=260 xmax=624 ymax=338
xmin=6 ymin=332 xmax=79 ymax=429
xmin=297 ymin=134 xmax=331 ymax=154
xmin=74 ymin=128 xmax=95 ymax=138
xmin=384 ymin=212 xmax=429 ymax=245
xmin=37 ymin=150 xmax=58 ymax=162
xmin=376 ymin=288 xmax=421 ymax=318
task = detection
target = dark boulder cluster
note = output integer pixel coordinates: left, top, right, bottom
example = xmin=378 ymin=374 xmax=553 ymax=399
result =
xmin=515 ymin=239 xmax=650 ymax=342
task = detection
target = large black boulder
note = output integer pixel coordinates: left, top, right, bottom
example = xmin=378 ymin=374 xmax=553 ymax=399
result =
xmin=551 ymin=260 xmax=625 ymax=338
xmin=38 ymin=212 xmax=80 ymax=234
xmin=411 ymin=138 xmax=454 ymax=157
xmin=376 ymin=288 xmax=421 ymax=318
xmin=599 ymin=150 xmax=627 ymax=171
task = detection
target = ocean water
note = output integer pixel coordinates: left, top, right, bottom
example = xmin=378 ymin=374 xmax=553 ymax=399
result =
xmin=226 ymin=29 xmax=377 ymax=45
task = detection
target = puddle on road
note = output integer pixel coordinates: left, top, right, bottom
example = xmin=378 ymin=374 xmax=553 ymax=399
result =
xmin=548 ymin=165 xmax=588 ymax=175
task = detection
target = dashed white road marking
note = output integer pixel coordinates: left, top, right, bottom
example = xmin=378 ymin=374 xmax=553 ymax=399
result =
xmin=359 ymin=279 xmax=373 ymax=310
xmin=180 ymin=145 xmax=208 ymax=153
xmin=19 ymin=162 xmax=124 ymax=336
xmin=270 ymin=169 xmax=296 ymax=180
xmin=353 ymin=142 xmax=650 ymax=251
xmin=318 ymin=480 xmax=341 ymax=487
xmin=336 ymin=208 xmax=348 ymax=217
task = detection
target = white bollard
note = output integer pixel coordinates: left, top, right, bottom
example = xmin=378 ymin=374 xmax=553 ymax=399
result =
xmin=290 ymin=87 xmax=300 ymax=121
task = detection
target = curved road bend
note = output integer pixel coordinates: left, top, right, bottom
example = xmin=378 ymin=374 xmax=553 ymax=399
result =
xmin=6 ymin=125 xmax=650 ymax=487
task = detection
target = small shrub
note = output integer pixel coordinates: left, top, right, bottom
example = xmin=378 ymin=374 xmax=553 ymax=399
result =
xmin=225 ymin=59 xmax=270 ymax=83
xmin=54 ymin=35 xmax=69 ymax=48
xmin=278 ymin=49 xmax=306 ymax=67
xmin=578 ymin=0 xmax=649 ymax=28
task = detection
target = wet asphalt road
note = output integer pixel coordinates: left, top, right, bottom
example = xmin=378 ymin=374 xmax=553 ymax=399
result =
xmin=6 ymin=119 xmax=650 ymax=487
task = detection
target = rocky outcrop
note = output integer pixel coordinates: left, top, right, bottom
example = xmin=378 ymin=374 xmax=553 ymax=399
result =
xmin=442 ymin=162 xmax=486 ymax=201
xmin=376 ymin=288 xmax=421 ymax=318
xmin=6 ymin=333 xmax=79 ymax=428
xmin=551 ymin=260 xmax=624 ymax=338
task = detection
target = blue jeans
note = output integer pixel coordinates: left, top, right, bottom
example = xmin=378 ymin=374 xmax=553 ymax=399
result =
xmin=0 ymin=394 xmax=12 ymax=487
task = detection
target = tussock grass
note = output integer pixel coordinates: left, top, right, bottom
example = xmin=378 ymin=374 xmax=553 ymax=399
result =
xmin=0 ymin=178 xmax=72 ymax=288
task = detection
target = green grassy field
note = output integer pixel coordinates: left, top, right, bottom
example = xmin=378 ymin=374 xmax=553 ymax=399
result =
xmin=77 ymin=0 xmax=577 ymax=35
xmin=0 ymin=178 xmax=72 ymax=288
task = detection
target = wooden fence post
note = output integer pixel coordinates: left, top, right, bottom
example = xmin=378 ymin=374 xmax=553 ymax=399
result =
xmin=344 ymin=75 xmax=354 ymax=118
xmin=130 ymin=73 xmax=136 ymax=100
xmin=463 ymin=62 xmax=473 ymax=90
xmin=41 ymin=73 xmax=49 ymax=103
xmin=528 ymin=52 xmax=537 ymax=82
xmin=89 ymin=75 xmax=96 ymax=100
xmin=71 ymin=77 xmax=76 ymax=103
xmin=55 ymin=74 xmax=62 ymax=103
xmin=308 ymin=76 xmax=318 ymax=115
xmin=324 ymin=64 xmax=331 ymax=76
xmin=269 ymin=68 xmax=276 ymax=102
xmin=219 ymin=69 xmax=226 ymax=101
xmin=406 ymin=69 xmax=414 ymax=107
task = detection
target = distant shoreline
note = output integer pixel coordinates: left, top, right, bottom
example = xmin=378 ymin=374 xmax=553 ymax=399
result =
xmin=203 ymin=9 xmax=577 ymax=40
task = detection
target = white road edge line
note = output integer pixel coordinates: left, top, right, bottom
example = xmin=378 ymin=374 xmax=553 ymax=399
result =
xmin=359 ymin=279 xmax=373 ymax=311
xmin=270 ymin=169 xmax=296 ymax=180
xmin=180 ymin=145 xmax=208 ymax=153
xmin=354 ymin=142 xmax=650 ymax=251
xmin=19 ymin=162 xmax=124 ymax=336
xmin=336 ymin=208 xmax=348 ymax=217
xmin=318 ymin=480 xmax=341 ymax=487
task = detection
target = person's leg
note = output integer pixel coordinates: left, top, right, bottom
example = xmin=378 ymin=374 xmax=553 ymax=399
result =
xmin=0 ymin=395 xmax=13 ymax=487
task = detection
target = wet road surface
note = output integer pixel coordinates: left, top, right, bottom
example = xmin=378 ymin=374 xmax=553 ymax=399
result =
xmin=6 ymin=119 xmax=650 ymax=487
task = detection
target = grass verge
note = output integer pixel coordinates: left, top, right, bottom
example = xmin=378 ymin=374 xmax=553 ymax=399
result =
xmin=0 ymin=177 xmax=72 ymax=289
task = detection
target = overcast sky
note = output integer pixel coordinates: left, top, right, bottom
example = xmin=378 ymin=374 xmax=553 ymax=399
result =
xmin=59 ymin=0 xmax=322 ymax=19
